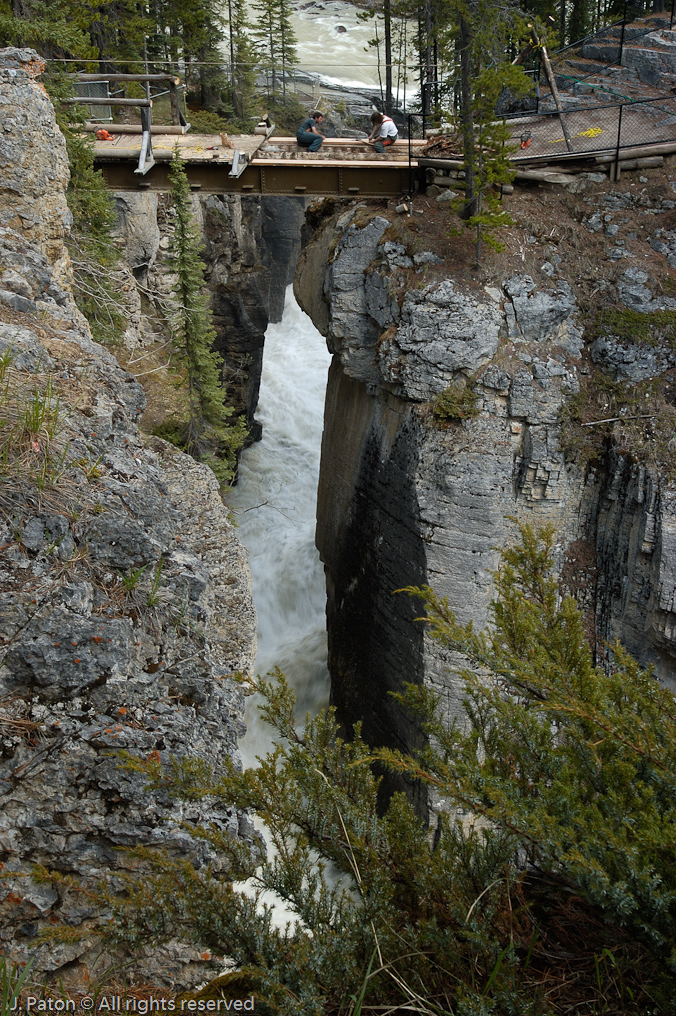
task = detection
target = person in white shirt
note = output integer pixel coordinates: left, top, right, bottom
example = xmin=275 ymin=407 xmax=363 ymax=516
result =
xmin=367 ymin=112 xmax=398 ymax=153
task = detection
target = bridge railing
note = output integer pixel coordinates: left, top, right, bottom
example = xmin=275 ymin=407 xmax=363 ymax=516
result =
xmin=72 ymin=80 xmax=112 ymax=122
xmin=64 ymin=72 xmax=189 ymax=175
xmin=552 ymin=5 xmax=675 ymax=102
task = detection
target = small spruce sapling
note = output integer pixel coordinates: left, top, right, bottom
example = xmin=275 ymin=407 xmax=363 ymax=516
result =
xmin=168 ymin=148 xmax=245 ymax=485
xmin=462 ymin=65 xmax=527 ymax=266
xmin=445 ymin=1 xmax=535 ymax=265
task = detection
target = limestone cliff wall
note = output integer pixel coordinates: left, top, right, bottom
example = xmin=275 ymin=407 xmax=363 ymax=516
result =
xmin=114 ymin=190 xmax=306 ymax=441
xmin=296 ymin=204 xmax=676 ymax=786
xmin=0 ymin=48 xmax=257 ymax=988
xmin=0 ymin=48 xmax=71 ymax=278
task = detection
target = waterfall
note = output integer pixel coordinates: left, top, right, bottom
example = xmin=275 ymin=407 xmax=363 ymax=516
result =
xmin=232 ymin=285 xmax=332 ymax=769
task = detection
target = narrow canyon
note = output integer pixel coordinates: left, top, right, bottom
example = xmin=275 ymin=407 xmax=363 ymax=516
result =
xmin=2 ymin=42 xmax=676 ymax=987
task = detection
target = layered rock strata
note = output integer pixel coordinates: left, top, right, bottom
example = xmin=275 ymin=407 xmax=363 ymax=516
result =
xmin=295 ymin=205 xmax=676 ymax=798
xmin=0 ymin=48 xmax=257 ymax=987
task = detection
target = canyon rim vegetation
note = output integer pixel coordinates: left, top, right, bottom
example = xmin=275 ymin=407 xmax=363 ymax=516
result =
xmin=66 ymin=525 xmax=676 ymax=1014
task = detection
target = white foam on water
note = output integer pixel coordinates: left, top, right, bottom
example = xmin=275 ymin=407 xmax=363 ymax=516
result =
xmin=233 ymin=285 xmax=331 ymax=768
xmin=230 ymin=287 xmax=331 ymax=924
xmin=222 ymin=0 xmax=417 ymax=98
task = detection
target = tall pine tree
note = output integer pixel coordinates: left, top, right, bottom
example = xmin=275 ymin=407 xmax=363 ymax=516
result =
xmin=224 ymin=0 xmax=256 ymax=120
xmin=0 ymin=0 xmax=93 ymax=55
xmin=168 ymin=149 xmax=245 ymax=485
xmin=251 ymin=0 xmax=297 ymax=102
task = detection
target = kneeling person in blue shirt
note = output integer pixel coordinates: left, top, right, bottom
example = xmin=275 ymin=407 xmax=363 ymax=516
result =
xmin=297 ymin=111 xmax=324 ymax=152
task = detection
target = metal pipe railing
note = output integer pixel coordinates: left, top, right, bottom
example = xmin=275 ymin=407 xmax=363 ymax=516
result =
xmin=62 ymin=96 xmax=151 ymax=106
xmin=72 ymin=73 xmax=180 ymax=83
xmin=66 ymin=68 xmax=189 ymax=167
xmin=63 ymin=94 xmax=156 ymax=174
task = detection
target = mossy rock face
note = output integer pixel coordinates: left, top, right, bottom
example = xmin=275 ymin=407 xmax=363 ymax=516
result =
xmin=593 ymin=307 xmax=676 ymax=348
xmin=558 ymin=366 xmax=676 ymax=479
xmin=432 ymin=382 xmax=479 ymax=423
xmin=177 ymin=968 xmax=287 ymax=1016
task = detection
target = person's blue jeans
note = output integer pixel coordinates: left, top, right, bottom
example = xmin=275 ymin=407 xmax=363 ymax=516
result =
xmin=297 ymin=132 xmax=323 ymax=152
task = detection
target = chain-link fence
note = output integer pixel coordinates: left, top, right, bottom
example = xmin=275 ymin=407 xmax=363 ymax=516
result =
xmin=554 ymin=6 xmax=675 ymax=94
xmin=72 ymin=81 xmax=112 ymax=122
xmin=509 ymin=92 xmax=676 ymax=162
xmin=555 ymin=2 xmax=670 ymax=60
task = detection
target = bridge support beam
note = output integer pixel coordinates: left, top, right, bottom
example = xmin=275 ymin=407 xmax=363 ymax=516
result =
xmin=96 ymin=159 xmax=417 ymax=199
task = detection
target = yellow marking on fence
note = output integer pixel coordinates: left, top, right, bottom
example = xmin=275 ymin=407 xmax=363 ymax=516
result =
xmin=546 ymin=125 xmax=604 ymax=143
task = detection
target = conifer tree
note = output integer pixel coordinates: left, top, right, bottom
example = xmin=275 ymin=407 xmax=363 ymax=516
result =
xmin=168 ymin=149 xmax=245 ymax=485
xmin=437 ymin=0 xmax=534 ymax=265
xmin=0 ymin=0 xmax=92 ymax=55
xmin=224 ymin=0 xmax=256 ymax=120
xmin=251 ymin=0 xmax=297 ymax=101
xmin=0 ymin=1 xmax=229 ymax=114
xmin=65 ymin=524 xmax=676 ymax=1014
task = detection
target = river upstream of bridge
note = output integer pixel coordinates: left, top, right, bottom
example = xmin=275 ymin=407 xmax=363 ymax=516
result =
xmin=231 ymin=0 xmax=415 ymax=97
xmin=254 ymin=0 xmax=384 ymax=90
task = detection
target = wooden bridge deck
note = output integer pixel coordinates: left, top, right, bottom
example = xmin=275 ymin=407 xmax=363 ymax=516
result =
xmin=93 ymin=132 xmax=426 ymax=164
xmin=93 ymin=100 xmax=676 ymax=196
xmin=94 ymin=132 xmax=426 ymax=196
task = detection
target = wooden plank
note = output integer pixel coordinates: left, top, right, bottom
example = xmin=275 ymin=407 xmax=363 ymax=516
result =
xmin=252 ymin=158 xmax=417 ymax=168
xmin=269 ymin=136 xmax=426 ymax=147
xmin=596 ymin=144 xmax=676 ymax=160
xmin=94 ymin=148 xmax=175 ymax=160
xmin=418 ymin=157 xmax=465 ymax=169
xmin=63 ymin=97 xmax=151 ymax=107
xmin=83 ymin=123 xmax=186 ymax=134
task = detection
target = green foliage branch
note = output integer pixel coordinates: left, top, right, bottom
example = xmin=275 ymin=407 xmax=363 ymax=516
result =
xmin=0 ymin=0 xmax=92 ymax=55
xmin=438 ymin=1 xmax=536 ymax=265
xmin=40 ymin=66 xmax=126 ymax=346
xmin=35 ymin=523 xmax=676 ymax=1013
xmin=393 ymin=523 xmax=676 ymax=979
xmin=77 ymin=673 xmax=527 ymax=1016
xmin=166 ymin=149 xmax=245 ymax=485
